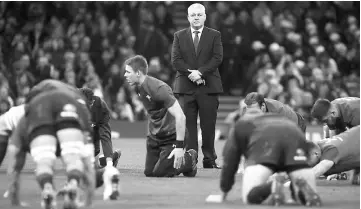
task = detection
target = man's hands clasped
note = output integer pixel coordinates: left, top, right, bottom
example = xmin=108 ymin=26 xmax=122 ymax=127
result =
xmin=168 ymin=148 xmax=185 ymax=169
xmin=188 ymin=69 xmax=205 ymax=86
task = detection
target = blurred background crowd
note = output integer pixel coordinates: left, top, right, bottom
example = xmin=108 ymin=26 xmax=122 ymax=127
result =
xmin=0 ymin=1 xmax=359 ymax=124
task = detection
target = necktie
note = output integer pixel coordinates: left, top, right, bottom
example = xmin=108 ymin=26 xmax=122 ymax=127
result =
xmin=193 ymin=31 xmax=200 ymax=53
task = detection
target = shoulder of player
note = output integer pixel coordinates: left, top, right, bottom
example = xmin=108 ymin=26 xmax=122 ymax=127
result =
xmin=145 ymin=76 xmax=171 ymax=95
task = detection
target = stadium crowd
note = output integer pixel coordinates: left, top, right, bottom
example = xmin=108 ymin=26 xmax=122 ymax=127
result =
xmin=0 ymin=1 xmax=359 ymax=124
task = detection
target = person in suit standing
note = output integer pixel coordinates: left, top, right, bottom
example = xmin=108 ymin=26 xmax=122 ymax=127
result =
xmin=171 ymin=3 xmax=223 ymax=169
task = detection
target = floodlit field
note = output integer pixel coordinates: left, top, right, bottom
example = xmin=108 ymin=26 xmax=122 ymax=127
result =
xmin=0 ymin=139 xmax=359 ymax=209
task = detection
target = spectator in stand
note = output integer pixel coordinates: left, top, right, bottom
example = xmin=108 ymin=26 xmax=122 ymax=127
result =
xmin=111 ymin=86 xmax=135 ymax=122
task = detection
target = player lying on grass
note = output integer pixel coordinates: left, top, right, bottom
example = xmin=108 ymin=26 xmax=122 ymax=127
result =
xmin=7 ymin=89 xmax=95 ymax=209
xmin=311 ymin=97 xmax=360 ymax=138
xmin=308 ymin=126 xmax=360 ymax=185
xmin=213 ymin=109 xmax=321 ymax=206
xmin=123 ymin=55 xmax=197 ymax=177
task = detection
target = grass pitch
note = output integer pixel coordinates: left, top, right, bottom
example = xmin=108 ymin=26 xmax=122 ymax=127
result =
xmin=0 ymin=139 xmax=359 ymax=209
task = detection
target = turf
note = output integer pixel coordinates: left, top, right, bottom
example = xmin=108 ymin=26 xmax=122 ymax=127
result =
xmin=0 ymin=139 xmax=359 ymax=209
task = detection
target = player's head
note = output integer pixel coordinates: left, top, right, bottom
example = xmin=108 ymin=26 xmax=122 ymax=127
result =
xmin=311 ymin=99 xmax=340 ymax=129
xmin=242 ymin=108 xmax=264 ymax=120
xmin=244 ymin=92 xmax=267 ymax=113
xmin=187 ymin=3 xmax=206 ymax=30
xmin=78 ymin=87 xmax=95 ymax=108
xmin=124 ymin=55 xmax=148 ymax=86
xmin=307 ymin=141 xmax=322 ymax=166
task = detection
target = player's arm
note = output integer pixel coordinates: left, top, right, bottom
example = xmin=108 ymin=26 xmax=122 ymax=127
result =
xmin=323 ymin=125 xmax=330 ymax=138
xmin=220 ymin=121 xmax=251 ymax=201
xmin=312 ymin=146 xmax=338 ymax=177
xmin=155 ymin=85 xmax=186 ymax=169
xmin=167 ymin=101 xmax=186 ymax=143
xmin=312 ymin=160 xmax=334 ymax=177
xmin=6 ymin=117 xmax=27 ymax=206
xmin=97 ymin=97 xmax=113 ymax=165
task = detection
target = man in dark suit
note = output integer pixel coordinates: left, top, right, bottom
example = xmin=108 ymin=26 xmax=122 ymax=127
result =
xmin=171 ymin=3 xmax=223 ymax=169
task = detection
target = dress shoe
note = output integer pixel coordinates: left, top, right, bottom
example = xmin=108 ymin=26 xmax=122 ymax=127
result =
xmin=203 ymin=161 xmax=221 ymax=169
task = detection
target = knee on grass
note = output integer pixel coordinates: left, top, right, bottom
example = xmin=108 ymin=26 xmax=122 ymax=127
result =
xmin=246 ymin=182 xmax=272 ymax=204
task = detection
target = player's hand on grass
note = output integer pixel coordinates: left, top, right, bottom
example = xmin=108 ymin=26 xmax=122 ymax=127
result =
xmin=205 ymin=193 xmax=227 ymax=203
xmin=326 ymin=174 xmax=338 ymax=181
xmin=168 ymin=148 xmax=185 ymax=169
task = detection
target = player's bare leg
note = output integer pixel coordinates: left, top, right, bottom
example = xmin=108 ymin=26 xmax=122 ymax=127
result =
xmin=288 ymin=168 xmax=322 ymax=206
xmin=241 ymin=164 xmax=274 ymax=205
xmin=29 ymin=135 xmax=57 ymax=209
xmin=57 ymin=128 xmax=88 ymax=209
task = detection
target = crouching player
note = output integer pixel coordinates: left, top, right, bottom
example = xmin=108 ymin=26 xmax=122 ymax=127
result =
xmin=7 ymin=89 xmax=95 ymax=209
xmin=308 ymin=126 xmax=360 ymax=185
xmin=311 ymin=97 xmax=359 ymax=138
xmin=123 ymin=55 xmax=197 ymax=177
xmin=218 ymin=109 xmax=321 ymax=206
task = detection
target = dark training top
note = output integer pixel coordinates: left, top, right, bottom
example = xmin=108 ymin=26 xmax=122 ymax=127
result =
xmin=329 ymin=97 xmax=360 ymax=130
xmin=26 ymin=79 xmax=81 ymax=103
xmin=319 ymin=126 xmax=360 ymax=175
xmin=220 ymin=113 xmax=303 ymax=193
xmin=137 ymin=76 xmax=177 ymax=139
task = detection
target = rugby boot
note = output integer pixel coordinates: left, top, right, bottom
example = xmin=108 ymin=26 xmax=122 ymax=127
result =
xmin=294 ymin=178 xmax=322 ymax=207
xmin=41 ymin=183 xmax=56 ymax=209
xmin=63 ymin=179 xmax=80 ymax=209
xmin=103 ymin=165 xmax=120 ymax=200
xmin=182 ymin=149 xmax=198 ymax=177
xmin=269 ymin=173 xmax=286 ymax=206
xmin=112 ymin=149 xmax=122 ymax=168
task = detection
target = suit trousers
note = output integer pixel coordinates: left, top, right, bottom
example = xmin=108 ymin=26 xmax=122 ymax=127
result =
xmin=177 ymin=91 xmax=219 ymax=163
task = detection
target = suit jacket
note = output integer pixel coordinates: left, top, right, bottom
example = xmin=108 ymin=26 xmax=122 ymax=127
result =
xmin=171 ymin=27 xmax=223 ymax=94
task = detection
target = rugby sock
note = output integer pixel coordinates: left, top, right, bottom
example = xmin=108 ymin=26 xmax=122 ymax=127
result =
xmin=247 ymin=182 xmax=272 ymax=204
xmin=67 ymin=169 xmax=83 ymax=184
xmin=290 ymin=182 xmax=296 ymax=201
xmin=0 ymin=136 xmax=8 ymax=166
xmin=36 ymin=173 xmax=53 ymax=189
xmin=96 ymin=169 xmax=105 ymax=188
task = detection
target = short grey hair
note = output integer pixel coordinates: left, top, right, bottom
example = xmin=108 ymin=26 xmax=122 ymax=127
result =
xmin=188 ymin=3 xmax=206 ymax=15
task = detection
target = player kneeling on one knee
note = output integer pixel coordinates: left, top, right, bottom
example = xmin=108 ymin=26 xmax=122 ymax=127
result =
xmin=123 ymin=55 xmax=197 ymax=178
xmin=215 ymin=109 xmax=321 ymax=206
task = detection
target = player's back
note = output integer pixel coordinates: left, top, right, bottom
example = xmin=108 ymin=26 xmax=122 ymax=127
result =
xmin=26 ymin=79 xmax=81 ymax=103
xmin=264 ymin=99 xmax=298 ymax=124
xmin=332 ymin=97 xmax=360 ymax=128
xmin=234 ymin=113 xmax=305 ymax=153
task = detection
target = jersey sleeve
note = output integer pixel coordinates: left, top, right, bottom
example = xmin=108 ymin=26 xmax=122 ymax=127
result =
xmin=220 ymin=120 xmax=254 ymax=193
xmin=154 ymin=85 xmax=176 ymax=109
xmin=320 ymin=144 xmax=339 ymax=164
